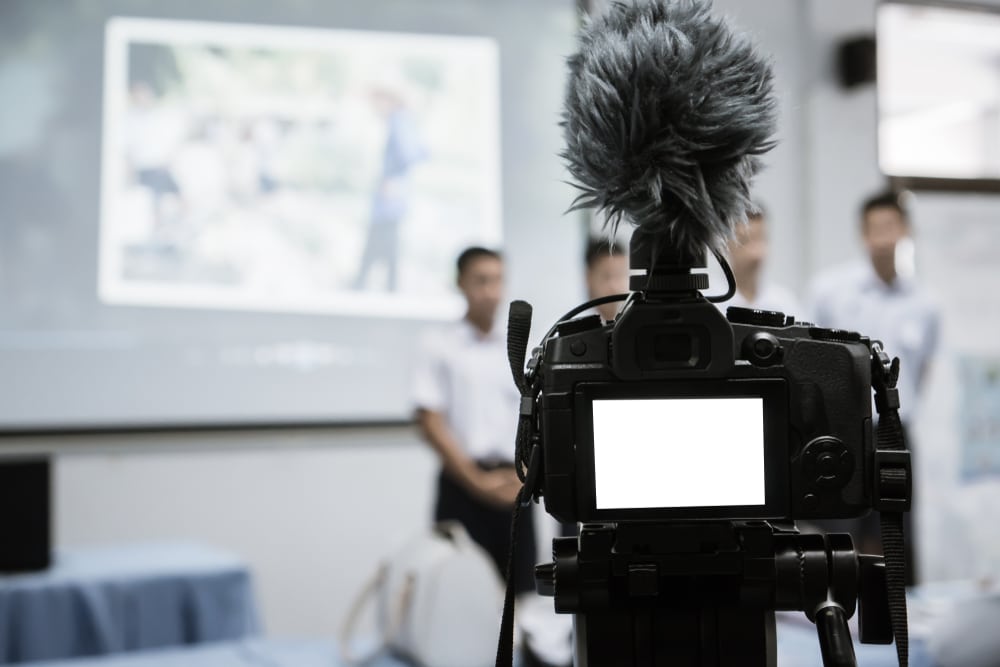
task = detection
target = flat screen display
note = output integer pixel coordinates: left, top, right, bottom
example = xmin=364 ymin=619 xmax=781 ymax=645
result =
xmin=877 ymin=2 xmax=1000 ymax=182
xmin=592 ymin=397 xmax=766 ymax=510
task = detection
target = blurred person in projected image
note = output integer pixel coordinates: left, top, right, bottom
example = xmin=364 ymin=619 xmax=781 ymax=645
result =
xmin=584 ymin=238 xmax=630 ymax=322
xmin=352 ymin=72 xmax=428 ymax=292
xmin=412 ymin=247 xmax=536 ymax=592
xmin=806 ymin=190 xmax=940 ymax=584
xmin=125 ymin=80 xmax=185 ymax=234
xmin=722 ymin=205 xmax=800 ymax=317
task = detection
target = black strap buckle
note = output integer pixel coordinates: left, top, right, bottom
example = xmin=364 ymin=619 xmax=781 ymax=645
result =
xmin=519 ymin=395 xmax=535 ymax=418
xmin=873 ymin=449 xmax=911 ymax=512
xmin=520 ymin=443 xmax=542 ymax=507
xmin=874 ymin=387 xmax=900 ymax=413
xmin=526 ymin=347 xmax=542 ymax=374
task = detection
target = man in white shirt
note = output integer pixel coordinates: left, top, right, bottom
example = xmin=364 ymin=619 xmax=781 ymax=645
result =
xmin=723 ymin=206 xmax=801 ymax=318
xmin=808 ymin=193 xmax=939 ymax=424
xmin=806 ymin=191 xmax=939 ymax=583
xmin=412 ymin=247 xmax=535 ymax=591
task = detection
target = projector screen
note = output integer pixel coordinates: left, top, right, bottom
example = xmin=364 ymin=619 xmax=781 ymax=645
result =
xmin=0 ymin=0 xmax=580 ymax=430
xmin=591 ymin=397 xmax=767 ymax=510
xmin=877 ymin=2 xmax=1000 ymax=184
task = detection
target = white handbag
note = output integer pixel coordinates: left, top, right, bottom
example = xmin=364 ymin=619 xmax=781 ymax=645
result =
xmin=341 ymin=520 xmax=506 ymax=667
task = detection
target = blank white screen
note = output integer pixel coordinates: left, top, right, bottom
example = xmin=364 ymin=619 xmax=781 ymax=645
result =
xmin=878 ymin=3 xmax=1000 ymax=180
xmin=592 ymin=397 xmax=766 ymax=509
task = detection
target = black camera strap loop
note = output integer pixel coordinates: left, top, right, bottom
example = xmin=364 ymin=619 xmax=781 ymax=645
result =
xmin=507 ymin=301 xmax=533 ymax=397
xmin=871 ymin=344 xmax=910 ymax=667
xmin=507 ymin=300 xmax=542 ymax=488
xmin=496 ymin=301 xmax=544 ymax=667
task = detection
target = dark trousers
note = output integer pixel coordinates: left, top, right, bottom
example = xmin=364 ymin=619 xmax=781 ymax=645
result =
xmin=434 ymin=464 xmax=537 ymax=594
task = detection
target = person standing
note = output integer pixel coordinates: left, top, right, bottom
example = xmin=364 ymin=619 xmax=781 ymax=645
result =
xmin=353 ymin=82 xmax=427 ymax=292
xmin=412 ymin=247 xmax=535 ymax=591
xmin=724 ymin=206 xmax=800 ymax=317
xmin=808 ymin=191 xmax=939 ymax=426
xmin=806 ymin=190 xmax=940 ymax=583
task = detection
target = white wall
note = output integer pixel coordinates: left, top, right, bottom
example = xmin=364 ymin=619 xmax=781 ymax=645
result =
xmin=714 ymin=0 xmax=810 ymax=291
xmin=802 ymin=0 xmax=884 ymax=275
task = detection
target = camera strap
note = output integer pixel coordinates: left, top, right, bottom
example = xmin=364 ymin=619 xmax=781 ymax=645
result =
xmin=496 ymin=300 xmax=543 ymax=667
xmin=871 ymin=344 xmax=911 ymax=667
xmin=507 ymin=301 xmax=541 ymax=496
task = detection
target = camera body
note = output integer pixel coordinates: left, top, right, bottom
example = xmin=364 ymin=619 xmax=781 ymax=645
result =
xmin=535 ymin=290 xmax=874 ymax=525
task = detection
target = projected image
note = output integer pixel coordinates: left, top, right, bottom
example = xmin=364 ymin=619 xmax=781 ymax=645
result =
xmin=99 ymin=18 xmax=501 ymax=318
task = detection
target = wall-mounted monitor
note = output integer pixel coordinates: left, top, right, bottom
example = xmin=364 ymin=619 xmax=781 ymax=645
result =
xmin=877 ymin=1 xmax=1000 ymax=191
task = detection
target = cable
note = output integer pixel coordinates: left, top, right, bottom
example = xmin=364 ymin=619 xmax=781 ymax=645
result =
xmin=706 ymin=248 xmax=737 ymax=303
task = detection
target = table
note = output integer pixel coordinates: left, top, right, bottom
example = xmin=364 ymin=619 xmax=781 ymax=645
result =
xmin=0 ymin=543 xmax=259 ymax=664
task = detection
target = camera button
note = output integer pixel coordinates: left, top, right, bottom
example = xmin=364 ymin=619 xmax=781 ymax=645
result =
xmin=817 ymin=452 xmax=837 ymax=474
xmin=742 ymin=332 xmax=783 ymax=366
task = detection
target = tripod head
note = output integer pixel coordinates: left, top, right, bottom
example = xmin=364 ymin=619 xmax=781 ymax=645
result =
xmin=535 ymin=522 xmax=893 ymax=667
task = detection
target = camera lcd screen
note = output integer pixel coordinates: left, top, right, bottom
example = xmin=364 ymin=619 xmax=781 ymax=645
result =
xmin=592 ymin=397 xmax=766 ymax=509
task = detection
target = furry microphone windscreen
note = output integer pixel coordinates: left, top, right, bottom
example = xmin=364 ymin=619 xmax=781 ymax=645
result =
xmin=562 ymin=0 xmax=777 ymax=258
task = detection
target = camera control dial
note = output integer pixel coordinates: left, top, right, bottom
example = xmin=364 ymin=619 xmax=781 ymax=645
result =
xmin=802 ymin=436 xmax=854 ymax=490
xmin=809 ymin=327 xmax=862 ymax=343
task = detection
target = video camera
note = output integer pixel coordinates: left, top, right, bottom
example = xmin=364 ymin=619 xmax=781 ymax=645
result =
xmin=536 ymin=231 xmax=875 ymax=527
xmin=504 ymin=233 xmax=910 ymax=667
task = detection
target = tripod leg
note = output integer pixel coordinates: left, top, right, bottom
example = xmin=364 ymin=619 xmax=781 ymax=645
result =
xmin=815 ymin=604 xmax=858 ymax=667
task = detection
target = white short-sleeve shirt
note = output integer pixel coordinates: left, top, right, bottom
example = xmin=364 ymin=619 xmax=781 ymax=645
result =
xmin=412 ymin=319 xmax=522 ymax=462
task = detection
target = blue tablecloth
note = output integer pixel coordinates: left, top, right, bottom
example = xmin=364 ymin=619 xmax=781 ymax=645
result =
xmin=21 ymin=639 xmax=436 ymax=667
xmin=0 ymin=543 xmax=259 ymax=664
xmin=21 ymin=639 xmax=347 ymax=667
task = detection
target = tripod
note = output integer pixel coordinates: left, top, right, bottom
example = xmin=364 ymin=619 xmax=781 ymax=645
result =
xmin=534 ymin=521 xmax=893 ymax=667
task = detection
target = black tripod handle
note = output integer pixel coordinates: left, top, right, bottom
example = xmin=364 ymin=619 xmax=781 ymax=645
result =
xmin=815 ymin=604 xmax=858 ymax=667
